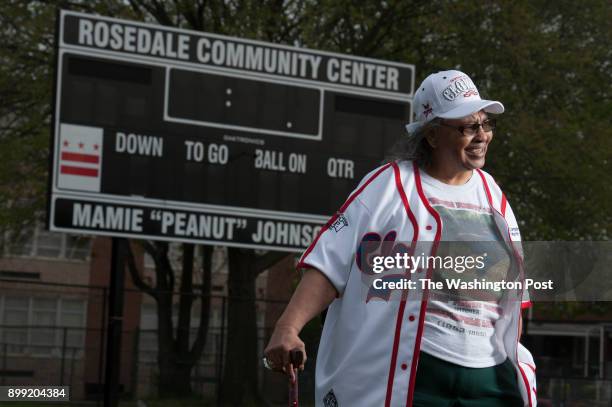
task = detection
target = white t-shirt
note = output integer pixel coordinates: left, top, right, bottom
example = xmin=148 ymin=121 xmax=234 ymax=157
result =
xmin=419 ymin=169 xmax=511 ymax=368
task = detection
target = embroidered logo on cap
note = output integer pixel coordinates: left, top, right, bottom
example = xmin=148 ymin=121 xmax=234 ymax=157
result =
xmin=441 ymin=76 xmax=479 ymax=101
xmin=422 ymin=103 xmax=433 ymax=118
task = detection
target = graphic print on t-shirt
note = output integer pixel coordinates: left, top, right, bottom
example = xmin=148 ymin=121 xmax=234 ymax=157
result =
xmin=419 ymin=171 xmax=514 ymax=368
xmin=431 ymin=200 xmax=512 ymax=303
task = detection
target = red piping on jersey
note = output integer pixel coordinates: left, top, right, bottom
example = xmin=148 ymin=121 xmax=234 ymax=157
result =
xmin=392 ymin=163 xmax=419 ymax=252
xmin=297 ymin=163 xmax=393 ymax=277
xmin=385 ymin=298 xmax=408 ymax=407
xmin=516 ymin=325 xmax=533 ymax=407
xmin=384 ymin=162 xmax=420 ymax=407
xmin=476 ymin=169 xmax=533 ymax=407
xmin=405 ymin=163 xmax=443 ymax=407
xmin=501 ymin=189 xmax=523 ymax=311
xmin=477 ymin=169 xmax=494 ymax=205
xmin=522 ymin=362 xmax=536 ymax=373
xmin=500 ymin=193 xmax=508 ymax=217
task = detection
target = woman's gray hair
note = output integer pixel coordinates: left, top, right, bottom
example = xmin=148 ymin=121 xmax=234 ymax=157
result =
xmin=384 ymin=118 xmax=440 ymax=167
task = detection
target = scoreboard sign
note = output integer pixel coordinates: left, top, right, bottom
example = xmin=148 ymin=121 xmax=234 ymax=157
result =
xmin=48 ymin=10 xmax=414 ymax=252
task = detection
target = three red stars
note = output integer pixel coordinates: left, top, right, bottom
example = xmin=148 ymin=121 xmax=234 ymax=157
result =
xmin=63 ymin=140 xmax=100 ymax=151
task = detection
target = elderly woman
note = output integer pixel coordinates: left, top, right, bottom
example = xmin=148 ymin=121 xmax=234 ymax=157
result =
xmin=264 ymin=70 xmax=536 ymax=407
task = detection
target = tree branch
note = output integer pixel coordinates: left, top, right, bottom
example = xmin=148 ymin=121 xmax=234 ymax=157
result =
xmin=155 ymin=241 xmax=175 ymax=291
xmin=125 ymin=240 xmax=158 ymax=299
xmin=137 ymin=240 xmax=162 ymax=290
xmin=177 ymin=243 xmax=195 ymax=356
xmin=253 ymin=251 xmax=290 ymax=275
xmin=189 ymin=245 xmax=212 ymax=360
xmin=129 ymin=0 xmax=174 ymax=26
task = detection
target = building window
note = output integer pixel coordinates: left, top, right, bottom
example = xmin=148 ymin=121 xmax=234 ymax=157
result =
xmin=2 ymin=296 xmax=28 ymax=354
xmin=5 ymin=229 xmax=35 ymax=257
xmin=0 ymin=296 xmax=87 ymax=357
xmin=137 ymin=301 xmax=219 ymax=364
xmin=2 ymin=225 xmax=91 ymax=261
xmin=143 ymin=251 xmax=155 ymax=269
xmin=36 ymin=229 xmax=63 ymax=258
xmin=31 ymin=298 xmax=57 ymax=356
xmin=64 ymin=235 xmax=91 ymax=260
xmin=60 ymin=298 xmax=86 ymax=354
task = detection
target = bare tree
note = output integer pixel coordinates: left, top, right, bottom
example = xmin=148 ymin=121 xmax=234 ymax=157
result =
xmin=125 ymin=241 xmax=213 ymax=397
xmin=218 ymin=248 xmax=289 ymax=405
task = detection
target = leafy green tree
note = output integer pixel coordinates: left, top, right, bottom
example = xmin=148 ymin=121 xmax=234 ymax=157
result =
xmin=0 ymin=2 xmax=54 ymax=229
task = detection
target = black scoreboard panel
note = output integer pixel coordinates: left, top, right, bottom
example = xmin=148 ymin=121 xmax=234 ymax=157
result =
xmin=50 ymin=11 xmax=415 ymax=251
xmin=168 ymin=69 xmax=321 ymax=138
xmin=62 ymin=56 xmax=156 ymax=131
xmin=58 ymin=53 xmax=410 ymax=215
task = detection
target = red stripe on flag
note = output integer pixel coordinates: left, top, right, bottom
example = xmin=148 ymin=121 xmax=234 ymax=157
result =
xmin=61 ymin=151 xmax=100 ymax=164
xmin=60 ymin=165 xmax=99 ymax=177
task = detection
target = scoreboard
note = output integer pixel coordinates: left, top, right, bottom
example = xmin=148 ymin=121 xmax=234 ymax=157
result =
xmin=48 ymin=10 xmax=415 ymax=252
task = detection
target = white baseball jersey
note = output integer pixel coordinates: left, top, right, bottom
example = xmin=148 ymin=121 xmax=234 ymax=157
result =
xmin=298 ymin=160 xmax=535 ymax=407
xmin=518 ymin=343 xmax=538 ymax=406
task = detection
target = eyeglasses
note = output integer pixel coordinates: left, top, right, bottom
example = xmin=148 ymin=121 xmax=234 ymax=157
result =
xmin=437 ymin=118 xmax=496 ymax=137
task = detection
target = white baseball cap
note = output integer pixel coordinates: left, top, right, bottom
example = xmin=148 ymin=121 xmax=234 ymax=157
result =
xmin=406 ymin=70 xmax=504 ymax=135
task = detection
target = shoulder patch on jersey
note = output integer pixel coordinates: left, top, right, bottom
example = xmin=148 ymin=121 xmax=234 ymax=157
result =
xmin=323 ymin=389 xmax=338 ymax=407
xmin=330 ymin=213 xmax=348 ymax=233
xmin=509 ymin=227 xmax=521 ymax=239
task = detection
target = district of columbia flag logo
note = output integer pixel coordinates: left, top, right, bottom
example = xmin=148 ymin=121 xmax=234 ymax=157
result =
xmin=57 ymin=123 xmax=103 ymax=192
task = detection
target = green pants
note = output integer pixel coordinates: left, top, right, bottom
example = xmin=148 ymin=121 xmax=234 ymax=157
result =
xmin=413 ymin=352 xmax=524 ymax=407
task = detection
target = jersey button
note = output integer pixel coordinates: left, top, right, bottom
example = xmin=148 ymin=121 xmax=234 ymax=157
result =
xmin=408 ymin=314 xmax=415 ymax=322
xmin=426 ymin=225 xmax=432 ymax=230
xmin=401 ymin=363 xmax=408 ymax=370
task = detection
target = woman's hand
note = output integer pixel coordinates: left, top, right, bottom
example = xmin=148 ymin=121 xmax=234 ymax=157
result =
xmin=262 ymin=268 xmax=336 ymax=382
xmin=264 ymin=324 xmax=306 ymax=383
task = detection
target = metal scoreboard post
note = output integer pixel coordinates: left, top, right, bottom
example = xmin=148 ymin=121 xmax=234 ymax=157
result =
xmin=48 ymin=10 xmax=415 ymax=252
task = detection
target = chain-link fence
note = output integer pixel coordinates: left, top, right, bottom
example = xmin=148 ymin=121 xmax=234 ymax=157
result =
xmin=2 ymin=278 xmax=612 ymax=406
xmin=0 ymin=277 xmax=320 ymax=405
xmin=536 ymin=377 xmax=612 ymax=407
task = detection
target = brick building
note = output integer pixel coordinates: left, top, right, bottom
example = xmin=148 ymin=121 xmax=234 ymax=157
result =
xmin=0 ymin=225 xmax=294 ymax=401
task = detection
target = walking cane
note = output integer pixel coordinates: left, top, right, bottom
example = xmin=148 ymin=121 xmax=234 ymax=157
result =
xmin=288 ymin=348 xmax=303 ymax=407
